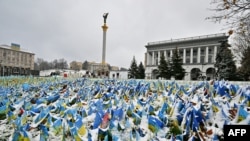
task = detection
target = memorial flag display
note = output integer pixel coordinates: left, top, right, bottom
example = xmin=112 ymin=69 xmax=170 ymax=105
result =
xmin=0 ymin=76 xmax=250 ymax=140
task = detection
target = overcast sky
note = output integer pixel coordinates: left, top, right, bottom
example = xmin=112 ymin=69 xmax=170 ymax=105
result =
xmin=0 ymin=0 xmax=226 ymax=69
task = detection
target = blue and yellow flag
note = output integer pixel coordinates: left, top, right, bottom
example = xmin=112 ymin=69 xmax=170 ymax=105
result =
xmin=52 ymin=118 xmax=62 ymax=135
xmin=237 ymin=104 xmax=249 ymax=122
xmin=12 ymin=128 xmax=30 ymax=141
xmin=148 ymin=115 xmax=164 ymax=133
xmin=40 ymin=124 xmax=49 ymax=141
xmin=75 ymin=116 xmax=87 ymax=137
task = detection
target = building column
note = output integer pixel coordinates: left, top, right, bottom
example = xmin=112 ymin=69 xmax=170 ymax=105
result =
xmin=146 ymin=52 xmax=150 ymax=65
xmin=183 ymin=48 xmax=186 ymax=64
xmin=197 ymin=47 xmax=201 ymax=63
xmin=170 ymin=50 xmax=173 ymax=58
xmin=158 ymin=51 xmax=161 ymax=65
xmin=102 ymin=23 xmax=108 ymax=66
xmin=164 ymin=50 xmax=167 ymax=61
xmin=190 ymin=48 xmax=193 ymax=64
xmin=205 ymin=46 xmax=209 ymax=63
xmin=213 ymin=46 xmax=217 ymax=63
xmin=152 ymin=51 xmax=155 ymax=65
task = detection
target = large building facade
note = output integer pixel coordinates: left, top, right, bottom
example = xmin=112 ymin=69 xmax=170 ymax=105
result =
xmin=145 ymin=33 xmax=228 ymax=80
xmin=0 ymin=43 xmax=35 ymax=76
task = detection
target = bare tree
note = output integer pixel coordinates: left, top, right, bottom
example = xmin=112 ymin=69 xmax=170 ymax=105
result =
xmin=52 ymin=59 xmax=58 ymax=69
xmin=207 ymin=0 xmax=250 ymax=34
xmin=230 ymin=31 xmax=250 ymax=61
xmin=35 ymin=58 xmax=68 ymax=70
xmin=208 ymin=1 xmax=250 ymax=80
xmin=57 ymin=58 xmax=68 ymax=69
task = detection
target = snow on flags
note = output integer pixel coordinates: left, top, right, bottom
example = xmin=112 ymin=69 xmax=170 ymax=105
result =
xmin=12 ymin=128 xmax=30 ymax=141
xmin=75 ymin=116 xmax=87 ymax=137
xmin=237 ymin=104 xmax=249 ymax=122
xmin=40 ymin=124 xmax=49 ymax=141
xmin=0 ymin=104 xmax=7 ymax=115
xmin=2 ymin=77 xmax=250 ymax=141
xmin=52 ymin=118 xmax=62 ymax=135
xmin=112 ymin=107 xmax=124 ymax=121
xmin=34 ymin=108 xmax=49 ymax=125
xmin=148 ymin=115 xmax=164 ymax=133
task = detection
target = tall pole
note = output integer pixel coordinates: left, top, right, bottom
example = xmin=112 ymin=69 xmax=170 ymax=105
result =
xmin=102 ymin=13 xmax=109 ymax=77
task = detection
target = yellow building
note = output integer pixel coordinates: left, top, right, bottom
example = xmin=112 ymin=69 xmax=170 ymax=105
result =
xmin=0 ymin=43 xmax=35 ymax=76
xmin=69 ymin=61 xmax=83 ymax=71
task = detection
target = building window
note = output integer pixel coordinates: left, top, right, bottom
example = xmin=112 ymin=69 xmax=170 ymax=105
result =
xmin=186 ymin=50 xmax=190 ymax=57
xmin=193 ymin=58 xmax=197 ymax=63
xmin=179 ymin=50 xmax=183 ymax=56
xmin=200 ymin=57 xmax=205 ymax=63
xmin=209 ymin=48 xmax=212 ymax=54
xmin=201 ymin=49 xmax=204 ymax=55
xmin=186 ymin=58 xmax=190 ymax=64
xmin=208 ymin=55 xmax=213 ymax=63
xmin=193 ymin=49 xmax=197 ymax=55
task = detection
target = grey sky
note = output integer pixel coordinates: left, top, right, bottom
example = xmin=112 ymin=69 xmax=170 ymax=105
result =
xmin=0 ymin=0 xmax=226 ymax=69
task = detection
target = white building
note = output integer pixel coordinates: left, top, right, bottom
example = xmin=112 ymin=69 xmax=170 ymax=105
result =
xmin=39 ymin=69 xmax=86 ymax=78
xmin=145 ymin=33 xmax=229 ymax=80
xmin=109 ymin=70 xmax=128 ymax=79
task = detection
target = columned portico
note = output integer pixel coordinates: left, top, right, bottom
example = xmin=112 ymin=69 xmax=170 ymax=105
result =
xmin=145 ymin=33 xmax=229 ymax=80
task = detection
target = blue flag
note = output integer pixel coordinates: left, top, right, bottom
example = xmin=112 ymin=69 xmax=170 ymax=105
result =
xmin=148 ymin=115 xmax=164 ymax=133
xmin=93 ymin=112 xmax=102 ymax=129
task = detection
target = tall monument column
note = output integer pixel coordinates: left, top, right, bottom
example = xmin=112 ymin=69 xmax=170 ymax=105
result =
xmin=99 ymin=13 xmax=109 ymax=78
xmin=102 ymin=13 xmax=108 ymax=67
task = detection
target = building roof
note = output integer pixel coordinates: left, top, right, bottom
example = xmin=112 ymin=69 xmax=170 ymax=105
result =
xmin=145 ymin=33 xmax=228 ymax=47
xmin=0 ymin=44 xmax=35 ymax=54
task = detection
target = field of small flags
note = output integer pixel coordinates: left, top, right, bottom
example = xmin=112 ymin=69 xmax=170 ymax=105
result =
xmin=0 ymin=76 xmax=250 ymax=141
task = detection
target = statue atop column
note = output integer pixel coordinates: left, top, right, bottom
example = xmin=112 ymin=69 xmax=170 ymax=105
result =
xmin=103 ymin=13 xmax=109 ymax=24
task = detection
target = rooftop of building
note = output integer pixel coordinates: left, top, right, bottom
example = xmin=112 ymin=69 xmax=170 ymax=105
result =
xmin=146 ymin=33 xmax=228 ymax=46
xmin=0 ymin=43 xmax=35 ymax=54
